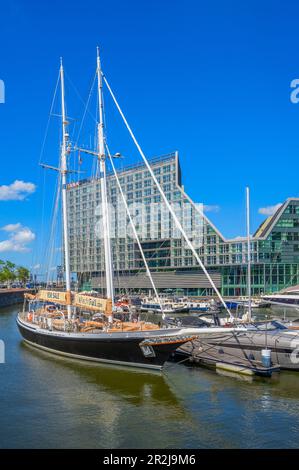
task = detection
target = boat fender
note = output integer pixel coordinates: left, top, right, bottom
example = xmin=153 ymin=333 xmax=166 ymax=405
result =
xmin=261 ymin=349 xmax=271 ymax=368
xmin=27 ymin=312 xmax=33 ymax=322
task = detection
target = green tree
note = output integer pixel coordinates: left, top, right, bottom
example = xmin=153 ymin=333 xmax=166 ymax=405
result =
xmin=16 ymin=266 xmax=30 ymax=284
xmin=0 ymin=261 xmax=16 ymax=286
xmin=5 ymin=261 xmax=16 ymax=271
xmin=0 ymin=261 xmax=31 ymax=287
xmin=1 ymin=268 xmax=15 ymax=285
xmin=0 ymin=261 xmax=5 ymax=284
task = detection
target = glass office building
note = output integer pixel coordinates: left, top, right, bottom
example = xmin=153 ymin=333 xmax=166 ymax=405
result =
xmin=67 ymin=152 xmax=299 ymax=296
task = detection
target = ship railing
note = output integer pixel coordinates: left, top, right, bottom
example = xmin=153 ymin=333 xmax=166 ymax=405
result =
xmin=21 ymin=310 xmax=160 ymax=333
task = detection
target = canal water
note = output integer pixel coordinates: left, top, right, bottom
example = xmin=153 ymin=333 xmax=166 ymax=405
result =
xmin=0 ymin=305 xmax=299 ymax=448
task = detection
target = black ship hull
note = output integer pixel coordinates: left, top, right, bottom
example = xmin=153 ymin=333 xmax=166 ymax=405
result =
xmin=17 ymin=316 xmax=190 ymax=370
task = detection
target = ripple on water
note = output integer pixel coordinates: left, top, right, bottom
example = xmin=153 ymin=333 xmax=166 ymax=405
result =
xmin=0 ymin=306 xmax=299 ymax=448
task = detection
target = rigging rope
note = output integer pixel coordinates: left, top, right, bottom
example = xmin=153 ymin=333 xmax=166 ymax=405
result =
xmin=38 ymin=70 xmax=60 ymax=165
xmin=72 ymin=70 xmax=97 ymax=150
xmin=106 ymin=143 xmax=164 ymax=312
xmin=102 ymin=73 xmax=234 ymax=320
xmin=46 ymin=172 xmax=62 ymax=286
xmin=33 ymin=70 xmax=60 ymax=284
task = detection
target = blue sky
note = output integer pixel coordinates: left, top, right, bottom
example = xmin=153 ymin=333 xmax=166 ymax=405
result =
xmin=1 ymin=0 xmax=299 ymax=271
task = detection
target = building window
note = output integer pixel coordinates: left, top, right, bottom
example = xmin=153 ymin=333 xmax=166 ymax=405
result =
xmin=276 ymin=219 xmax=294 ymax=228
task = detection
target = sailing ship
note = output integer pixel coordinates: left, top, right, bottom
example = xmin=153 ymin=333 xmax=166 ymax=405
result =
xmin=17 ymin=50 xmax=234 ymax=370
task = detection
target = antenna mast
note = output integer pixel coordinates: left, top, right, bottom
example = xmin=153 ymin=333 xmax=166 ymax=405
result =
xmin=60 ymin=58 xmax=72 ymax=319
xmin=246 ymin=186 xmax=252 ymax=322
xmin=96 ymin=48 xmax=114 ymax=304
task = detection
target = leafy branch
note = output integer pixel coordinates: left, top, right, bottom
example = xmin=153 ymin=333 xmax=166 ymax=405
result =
xmin=0 ymin=260 xmax=30 ymax=285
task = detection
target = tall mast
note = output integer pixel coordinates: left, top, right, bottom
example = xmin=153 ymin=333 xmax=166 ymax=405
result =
xmin=246 ymin=186 xmax=252 ymax=322
xmin=96 ymin=48 xmax=114 ymax=303
xmin=103 ymin=74 xmax=234 ymax=320
xmin=60 ymin=58 xmax=72 ymax=319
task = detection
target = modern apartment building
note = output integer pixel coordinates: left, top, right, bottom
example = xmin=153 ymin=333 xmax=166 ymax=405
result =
xmin=67 ymin=152 xmax=299 ymax=296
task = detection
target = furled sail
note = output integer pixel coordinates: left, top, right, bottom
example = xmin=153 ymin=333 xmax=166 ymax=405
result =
xmin=38 ymin=290 xmax=68 ymax=304
xmin=36 ymin=289 xmax=112 ymax=314
xmin=73 ymin=293 xmax=112 ymax=314
xmin=24 ymin=293 xmax=37 ymax=300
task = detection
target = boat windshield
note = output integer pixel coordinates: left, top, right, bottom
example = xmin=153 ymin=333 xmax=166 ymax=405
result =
xmin=250 ymin=320 xmax=288 ymax=331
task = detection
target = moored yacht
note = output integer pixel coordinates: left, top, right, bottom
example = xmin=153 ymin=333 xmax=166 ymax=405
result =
xmin=17 ymin=291 xmax=201 ymax=370
xmin=140 ymin=298 xmax=176 ymax=314
xmin=179 ymin=320 xmax=299 ymax=370
xmin=17 ymin=50 xmax=237 ymax=370
xmin=262 ymin=287 xmax=299 ymax=308
xmin=187 ymin=300 xmax=211 ymax=312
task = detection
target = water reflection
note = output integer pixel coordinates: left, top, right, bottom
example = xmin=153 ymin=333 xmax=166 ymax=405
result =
xmin=21 ymin=341 xmax=182 ymax=408
xmin=0 ymin=305 xmax=299 ymax=448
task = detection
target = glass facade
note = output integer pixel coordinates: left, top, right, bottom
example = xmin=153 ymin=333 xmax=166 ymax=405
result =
xmin=67 ymin=152 xmax=299 ymax=296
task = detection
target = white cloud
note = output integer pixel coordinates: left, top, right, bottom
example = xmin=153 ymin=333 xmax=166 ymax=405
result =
xmin=258 ymin=203 xmax=282 ymax=216
xmin=203 ymin=204 xmax=220 ymax=213
xmin=13 ymin=228 xmax=35 ymax=244
xmin=0 ymin=180 xmax=36 ymax=201
xmin=1 ymin=223 xmax=22 ymax=232
xmin=0 ymin=224 xmax=35 ymax=253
